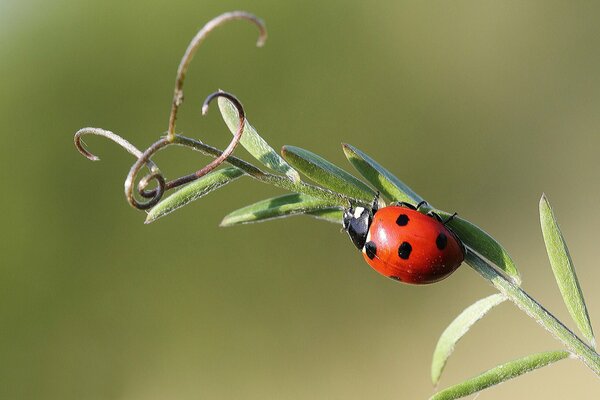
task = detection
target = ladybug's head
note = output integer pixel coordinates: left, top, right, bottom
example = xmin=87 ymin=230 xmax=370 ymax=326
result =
xmin=343 ymin=205 xmax=374 ymax=250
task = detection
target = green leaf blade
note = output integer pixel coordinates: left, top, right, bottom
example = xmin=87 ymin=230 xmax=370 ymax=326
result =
xmin=441 ymin=213 xmax=521 ymax=285
xmin=145 ymin=167 xmax=244 ymax=223
xmin=431 ymin=293 xmax=506 ymax=386
xmin=539 ymin=194 xmax=595 ymax=347
xmin=342 ymin=143 xmax=423 ymax=204
xmin=220 ymin=193 xmax=340 ymax=226
xmin=430 ymin=350 xmax=571 ymax=400
xmin=281 ymin=145 xmax=376 ymax=202
xmin=305 ymin=208 xmax=343 ymax=224
xmin=218 ymin=96 xmax=300 ymax=182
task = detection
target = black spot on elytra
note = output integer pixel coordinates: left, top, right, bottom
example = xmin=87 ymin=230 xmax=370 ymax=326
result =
xmin=436 ymin=233 xmax=447 ymax=250
xmin=396 ymin=214 xmax=409 ymax=226
xmin=364 ymin=241 xmax=377 ymax=260
xmin=398 ymin=242 xmax=412 ymax=260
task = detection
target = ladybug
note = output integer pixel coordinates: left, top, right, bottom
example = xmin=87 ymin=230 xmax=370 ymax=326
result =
xmin=342 ymin=197 xmax=465 ymax=284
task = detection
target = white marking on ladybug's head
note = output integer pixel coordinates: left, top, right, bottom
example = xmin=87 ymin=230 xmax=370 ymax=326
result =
xmin=354 ymin=207 xmax=365 ymax=219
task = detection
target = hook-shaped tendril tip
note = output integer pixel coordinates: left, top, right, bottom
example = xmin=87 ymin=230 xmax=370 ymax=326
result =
xmin=193 ymin=91 xmax=245 ymax=178
xmin=167 ymin=11 xmax=266 ymax=140
xmin=74 ymin=127 xmax=155 ymax=167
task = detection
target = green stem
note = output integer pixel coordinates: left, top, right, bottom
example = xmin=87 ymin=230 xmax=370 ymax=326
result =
xmin=155 ymin=135 xmax=600 ymax=373
xmin=173 ymin=135 xmax=353 ymax=207
xmin=466 ymin=250 xmax=600 ymax=376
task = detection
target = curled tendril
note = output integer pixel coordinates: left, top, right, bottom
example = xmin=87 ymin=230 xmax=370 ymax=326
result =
xmin=167 ymin=11 xmax=266 ymax=141
xmin=74 ymin=127 xmax=155 ymax=168
xmin=74 ymin=12 xmax=259 ymax=211
xmin=74 ymin=127 xmax=167 ymax=209
xmin=196 ymin=91 xmax=245 ymax=177
xmin=120 ymin=140 xmax=168 ymax=209
xmin=124 ymin=91 xmax=246 ymax=209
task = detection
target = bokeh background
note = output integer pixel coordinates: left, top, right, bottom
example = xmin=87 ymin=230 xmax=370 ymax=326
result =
xmin=2 ymin=0 xmax=600 ymax=398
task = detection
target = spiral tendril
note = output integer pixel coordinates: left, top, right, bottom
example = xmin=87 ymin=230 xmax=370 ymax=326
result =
xmin=74 ymin=12 xmax=260 ymax=211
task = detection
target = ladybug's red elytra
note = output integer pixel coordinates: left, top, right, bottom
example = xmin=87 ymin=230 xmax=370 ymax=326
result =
xmin=343 ymin=198 xmax=465 ymax=284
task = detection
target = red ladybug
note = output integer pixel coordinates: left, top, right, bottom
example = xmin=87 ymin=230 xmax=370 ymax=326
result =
xmin=343 ymin=199 xmax=465 ymax=284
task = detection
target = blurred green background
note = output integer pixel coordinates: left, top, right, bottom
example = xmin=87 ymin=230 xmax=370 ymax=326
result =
xmin=2 ymin=0 xmax=599 ymax=398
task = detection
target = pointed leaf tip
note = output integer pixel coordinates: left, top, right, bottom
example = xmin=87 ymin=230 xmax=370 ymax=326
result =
xmin=431 ymin=294 xmax=506 ymax=386
xmin=218 ymin=96 xmax=300 ymax=182
xmin=430 ymin=350 xmax=570 ymax=400
xmin=441 ymin=213 xmax=521 ymax=285
xmin=342 ymin=143 xmax=423 ymax=204
xmin=539 ymin=194 xmax=595 ymax=347
xmin=281 ymin=145 xmax=376 ymax=202
xmin=145 ymin=167 xmax=244 ymax=223
xmin=220 ymin=193 xmax=341 ymax=226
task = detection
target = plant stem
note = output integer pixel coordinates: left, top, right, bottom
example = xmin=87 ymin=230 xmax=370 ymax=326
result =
xmin=466 ymin=250 xmax=600 ymax=376
xmin=173 ymin=135 xmax=353 ymax=207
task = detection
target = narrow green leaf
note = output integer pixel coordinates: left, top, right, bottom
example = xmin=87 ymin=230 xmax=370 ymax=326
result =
xmin=440 ymin=212 xmax=521 ymax=285
xmin=220 ymin=193 xmax=340 ymax=226
xmin=281 ymin=145 xmax=376 ymax=202
xmin=431 ymin=294 xmax=506 ymax=386
xmin=218 ymin=96 xmax=300 ymax=182
xmin=145 ymin=167 xmax=244 ymax=223
xmin=342 ymin=143 xmax=423 ymax=204
xmin=539 ymin=194 xmax=595 ymax=347
xmin=305 ymin=209 xmax=343 ymax=224
xmin=430 ymin=350 xmax=570 ymax=400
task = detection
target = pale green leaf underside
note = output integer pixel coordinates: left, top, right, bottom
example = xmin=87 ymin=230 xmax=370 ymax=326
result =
xmin=431 ymin=293 xmax=506 ymax=385
xmin=539 ymin=194 xmax=595 ymax=347
xmin=145 ymin=167 xmax=244 ymax=223
xmin=218 ymin=96 xmax=300 ymax=182
xmin=306 ymin=208 xmax=343 ymax=224
xmin=281 ymin=145 xmax=376 ymax=203
xmin=220 ymin=193 xmax=341 ymax=226
xmin=430 ymin=350 xmax=570 ymax=400
xmin=342 ymin=143 xmax=423 ymax=204
xmin=440 ymin=212 xmax=521 ymax=285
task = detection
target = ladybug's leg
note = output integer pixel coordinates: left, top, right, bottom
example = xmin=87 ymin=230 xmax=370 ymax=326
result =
xmin=390 ymin=201 xmax=417 ymax=210
xmin=443 ymin=212 xmax=458 ymax=225
xmin=427 ymin=211 xmax=458 ymax=225
xmin=426 ymin=211 xmax=444 ymax=223
xmin=416 ymin=201 xmax=428 ymax=211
